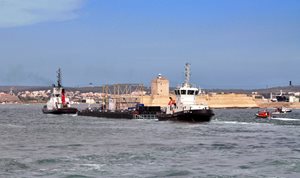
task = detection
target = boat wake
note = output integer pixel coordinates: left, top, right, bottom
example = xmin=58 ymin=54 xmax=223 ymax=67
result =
xmin=212 ymin=120 xmax=266 ymax=125
xmin=271 ymin=118 xmax=300 ymax=121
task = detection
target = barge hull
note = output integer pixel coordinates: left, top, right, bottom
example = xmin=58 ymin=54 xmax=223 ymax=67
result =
xmin=78 ymin=111 xmax=134 ymax=119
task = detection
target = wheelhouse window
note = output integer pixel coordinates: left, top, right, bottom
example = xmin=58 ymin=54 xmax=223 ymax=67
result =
xmin=188 ymin=90 xmax=195 ymax=95
xmin=175 ymin=90 xmax=179 ymax=95
xmin=195 ymin=90 xmax=199 ymax=95
xmin=181 ymin=90 xmax=186 ymax=95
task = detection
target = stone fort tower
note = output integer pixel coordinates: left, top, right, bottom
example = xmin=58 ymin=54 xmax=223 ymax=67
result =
xmin=151 ymin=74 xmax=169 ymax=97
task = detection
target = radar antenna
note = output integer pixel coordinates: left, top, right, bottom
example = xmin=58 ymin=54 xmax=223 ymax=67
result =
xmin=184 ymin=63 xmax=191 ymax=87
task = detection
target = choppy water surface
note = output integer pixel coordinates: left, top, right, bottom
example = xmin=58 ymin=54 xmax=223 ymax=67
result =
xmin=0 ymin=104 xmax=300 ymax=178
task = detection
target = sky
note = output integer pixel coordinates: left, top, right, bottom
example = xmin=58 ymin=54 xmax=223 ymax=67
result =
xmin=0 ymin=0 xmax=299 ymax=89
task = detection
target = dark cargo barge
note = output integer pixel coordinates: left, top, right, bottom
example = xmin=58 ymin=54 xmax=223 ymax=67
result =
xmin=78 ymin=105 xmax=161 ymax=119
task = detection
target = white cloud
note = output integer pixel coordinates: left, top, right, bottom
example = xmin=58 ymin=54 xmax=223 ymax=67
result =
xmin=0 ymin=0 xmax=85 ymax=28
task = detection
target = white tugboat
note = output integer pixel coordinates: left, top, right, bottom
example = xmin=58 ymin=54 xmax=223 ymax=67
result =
xmin=42 ymin=68 xmax=78 ymax=114
xmin=157 ymin=63 xmax=214 ymax=122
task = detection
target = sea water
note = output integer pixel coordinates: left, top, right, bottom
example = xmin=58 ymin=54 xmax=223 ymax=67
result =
xmin=0 ymin=104 xmax=300 ymax=177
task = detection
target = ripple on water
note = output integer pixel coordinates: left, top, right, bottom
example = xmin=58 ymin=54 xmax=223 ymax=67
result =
xmin=289 ymin=162 xmax=300 ymax=173
xmin=63 ymin=175 xmax=93 ymax=178
xmin=0 ymin=158 xmax=29 ymax=172
xmin=36 ymin=158 xmax=64 ymax=165
xmin=148 ymin=170 xmax=193 ymax=178
xmin=47 ymin=144 xmax=84 ymax=149
xmin=210 ymin=142 xmax=238 ymax=150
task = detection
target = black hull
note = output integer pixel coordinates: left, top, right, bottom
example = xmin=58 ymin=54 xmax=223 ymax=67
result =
xmin=78 ymin=110 xmax=134 ymax=119
xmin=42 ymin=107 xmax=78 ymax=115
xmin=157 ymin=109 xmax=214 ymax=122
xmin=78 ymin=106 xmax=161 ymax=119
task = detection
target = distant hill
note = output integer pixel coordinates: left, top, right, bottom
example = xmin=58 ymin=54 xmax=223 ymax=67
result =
xmin=0 ymin=84 xmax=151 ymax=94
xmin=1 ymin=85 xmax=299 ymax=95
xmin=0 ymin=86 xmax=51 ymax=92
xmin=207 ymin=85 xmax=300 ymax=94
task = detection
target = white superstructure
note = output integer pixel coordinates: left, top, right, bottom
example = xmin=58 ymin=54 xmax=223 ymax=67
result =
xmin=165 ymin=63 xmax=209 ymax=114
xmin=45 ymin=69 xmax=71 ymax=111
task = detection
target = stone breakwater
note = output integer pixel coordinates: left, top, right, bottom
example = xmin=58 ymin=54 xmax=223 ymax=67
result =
xmin=199 ymin=93 xmax=258 ymax=108
xmin=143 ymin=93 xmax=300 ymax=109
xmin=0 ymin=93 xmax=20 ymax=103
xmin=255 ymin=101 xmax=300 ymax=109
xmin=198 ymin=94 xmax=300 ymax=109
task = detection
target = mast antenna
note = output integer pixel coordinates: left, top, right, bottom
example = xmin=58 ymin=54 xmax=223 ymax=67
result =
xmin=57 ymin=68 xmax=62 ymax=87
xmin=184 ymin=63 xmax=191 ymax=87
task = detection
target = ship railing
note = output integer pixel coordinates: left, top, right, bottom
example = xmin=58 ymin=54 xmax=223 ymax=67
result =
xmin=134 ymin=114 xmax=157 ymax=120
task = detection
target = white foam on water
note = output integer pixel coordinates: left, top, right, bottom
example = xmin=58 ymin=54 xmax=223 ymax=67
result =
xmin=0 ymin=124 xmax=25 ymax=128
xmin=215 ymin=121 xmax=239 ymax=124
xmin=212 ymin=120 xmax=269 ymax=126
xmin=271 ymin=118 xmax=300 ymax=121
xmin=80 ymin=163 xmax=103 ymax=170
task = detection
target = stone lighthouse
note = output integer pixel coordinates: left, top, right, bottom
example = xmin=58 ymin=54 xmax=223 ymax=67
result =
xmin=151 ymin=74 xmax=169 ymax=96
xmin=150 ymin=74 xmax=170 ymax=106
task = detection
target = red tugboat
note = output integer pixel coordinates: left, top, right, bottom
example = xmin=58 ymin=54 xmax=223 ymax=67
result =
xmin=256 ymin=110 xmax=271 ymax=118
xmin=156 ymin=63 xmax=214 ymax=122
xmin=42 ymin=68 xmax=78 ymax=114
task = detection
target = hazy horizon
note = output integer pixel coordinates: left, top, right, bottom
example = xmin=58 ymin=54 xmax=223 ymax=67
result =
xmin=0 ymin=83 xmax=297 ymax=91
xmin=0 ymin=0 xmax=299 ymax=89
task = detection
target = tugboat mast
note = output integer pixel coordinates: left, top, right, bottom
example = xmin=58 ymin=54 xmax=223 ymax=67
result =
xmin=57 ymin=68 xmax=62 ymax=88
xmin=184 ymin=63 xmax=191 ymax=87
